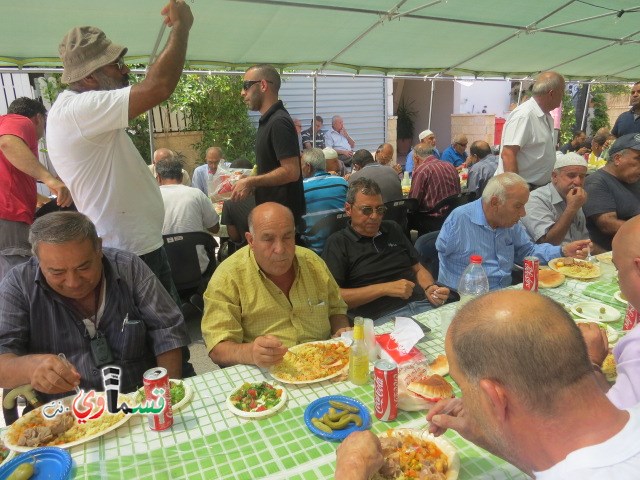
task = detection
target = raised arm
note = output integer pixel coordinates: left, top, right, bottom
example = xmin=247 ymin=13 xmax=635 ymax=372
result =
xmin=128 ymin=0 xmax=194 ymax=119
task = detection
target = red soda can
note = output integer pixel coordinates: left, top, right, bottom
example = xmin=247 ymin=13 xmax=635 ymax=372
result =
xmin=623 ymin=304 xmax=639 ymax=331
xmin=374 ymin=360 xmax=398 ymax=421
xmin=143 ymin=367 xmax=173 ymax=431
xmin=523 ymin=256 xmax=539 ymax=292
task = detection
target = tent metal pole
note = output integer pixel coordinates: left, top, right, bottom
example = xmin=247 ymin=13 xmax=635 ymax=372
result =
xmin=581 ymin=83 xmax=591 ymax=132
xmin=312 ymin=73 xmax=317 ymax=146
xmin=146 ymin=22 xmax=167 ymax=161
xmin=427 ymin=80 xmax=435 ymax=129
xmin=517 ymin=81 xmax=523 ymax=105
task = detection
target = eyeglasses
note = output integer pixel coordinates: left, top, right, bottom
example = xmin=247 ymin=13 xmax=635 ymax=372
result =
xmin=242 ymin=79 xmax=273 ymax=91
xmin=456 ymin=142 xmax=468 ymax=147
xmin=107 ymin=58 xmax=127 ymax=71
xmin=354 ymin=205 xmax=387 ymax=216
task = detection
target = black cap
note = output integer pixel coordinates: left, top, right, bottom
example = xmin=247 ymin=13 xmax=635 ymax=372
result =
xmin=609 ymin=133 xmax=640 ymax=156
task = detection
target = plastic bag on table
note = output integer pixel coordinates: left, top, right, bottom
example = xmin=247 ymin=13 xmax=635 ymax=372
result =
xmin=207 ymin=166 xmax=244 ymax=202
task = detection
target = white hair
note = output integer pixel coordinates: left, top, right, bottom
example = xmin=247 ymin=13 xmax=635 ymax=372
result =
xmin=482 ymin=173 xmax=528 ymax=204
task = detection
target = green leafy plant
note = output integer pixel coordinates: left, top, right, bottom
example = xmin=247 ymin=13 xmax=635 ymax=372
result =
xmin=396 ymin=97 xmax=416 ymax=140
xmin=560 ymin=92 xmax=576 ymax=145
xmin=169 ymin=74 xmax=256 ymax=164
xmin=589 ymin=92 xmax=610 ymax=133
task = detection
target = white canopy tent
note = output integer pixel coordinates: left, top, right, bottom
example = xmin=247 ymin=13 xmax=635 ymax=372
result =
xmin=1 ymin=0 xmax=639 ymax=81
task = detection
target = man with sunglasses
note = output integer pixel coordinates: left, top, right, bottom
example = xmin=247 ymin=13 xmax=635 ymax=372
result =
xmin=46 ymin=1 xmax=193 ymax=311
xmin=441 ymin=134 xmax=469 ymax=168
xmin=322 ymin=178 xmax=449 ymax=325
xmin=232 ymin=65 xmax=306 ymax=230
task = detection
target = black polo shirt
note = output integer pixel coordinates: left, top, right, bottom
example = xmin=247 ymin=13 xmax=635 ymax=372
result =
xmin=322 ymin=221 xmax=423 ymax=319
xmin=255 ymin=100 xmax=306 ymax=224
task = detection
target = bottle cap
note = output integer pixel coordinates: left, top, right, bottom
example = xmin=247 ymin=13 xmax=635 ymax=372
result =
xmin=470 ymin=254 xmax=483 ymax=264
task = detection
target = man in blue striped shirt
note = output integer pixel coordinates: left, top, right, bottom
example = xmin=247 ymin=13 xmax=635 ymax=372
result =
xmin=301 ymin=148 xmax=348 ymax=254
xmin=0 ymin=212 xmax=189 ymax=403
xmin=436 ymin=173 xmax=591 ymax=290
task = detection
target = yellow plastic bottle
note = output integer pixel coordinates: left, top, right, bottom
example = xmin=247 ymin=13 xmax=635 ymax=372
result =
xmin=349 ymin=317 xmax=369 ymax=385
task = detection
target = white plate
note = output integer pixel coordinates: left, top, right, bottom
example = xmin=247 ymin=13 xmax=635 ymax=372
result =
xmin=269 ymin=339 xmax=350 ymax=385
xmin=571 ymin=301 xmax=621 ymax=323
xmin=376 ymin=428 xmax=459 ymax=480
xmin=549 ymin=258 xmax=601 ymax=279
xmin=575 ymin=320 xmax=619 ymax=344
xmin=596 ymin=252 xmax=613 ymax=265
xmin=226 ymin=382 xmax=287 ymax=418
xmin=3 ymin=393 xmax=131 ymax=452
xmin=135 ymin=379 xmax=194 ymax=413
xmin=614 ymin=290 xmax=628 ymax=305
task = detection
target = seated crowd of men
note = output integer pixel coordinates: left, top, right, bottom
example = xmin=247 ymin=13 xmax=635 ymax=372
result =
xmin=1 ymin=20 xmax=640 ymax=474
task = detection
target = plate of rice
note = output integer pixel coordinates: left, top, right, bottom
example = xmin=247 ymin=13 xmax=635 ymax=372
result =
xmin=269 ymin=339 xmax=350 ymax=384
xmin=2 ymin=392 xmax=130 ymax=452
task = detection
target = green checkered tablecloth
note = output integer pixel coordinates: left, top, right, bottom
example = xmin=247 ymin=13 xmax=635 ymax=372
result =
xmin=7 ymin=277 xmax=621 ymax=479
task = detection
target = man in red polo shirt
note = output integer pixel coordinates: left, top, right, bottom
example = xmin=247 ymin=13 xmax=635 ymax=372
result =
xmin=0 ymin=97 xmax=71 ymax=273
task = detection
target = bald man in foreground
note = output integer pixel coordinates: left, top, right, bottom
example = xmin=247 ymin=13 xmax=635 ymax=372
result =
xmin=201 ymin=202 xmax=350 ymax=368
xmin=338 ymin=291 xmax=640 ymax=479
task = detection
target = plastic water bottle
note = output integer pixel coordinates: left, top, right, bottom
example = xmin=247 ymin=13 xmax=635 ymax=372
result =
xmin=457 ymin=255 xmax=489 ymax=309
xmin=401 ymin=171 xmax=411 ymax=195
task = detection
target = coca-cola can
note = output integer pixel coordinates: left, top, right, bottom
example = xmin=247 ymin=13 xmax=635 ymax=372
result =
xmin=523 ymin=256 xmax=539 ymax=292
xmin=143 ymin=367 xmax=173 ymax=431
xmin=623 ymin=304 xmax=639 ymax=331
xmin=374 ymin=360 xmax=398 ymax=421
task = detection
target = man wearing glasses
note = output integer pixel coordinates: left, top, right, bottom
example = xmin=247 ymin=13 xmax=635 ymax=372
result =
xmin=46 ymin=1 xmax=193 ymax=310
xmin=322 ymin=178 xmax=449 ymax=325
xmin=441 ymin=134 xmax=469 ymax=168
xmin=232 ymin=65 xmax=306 ymax=230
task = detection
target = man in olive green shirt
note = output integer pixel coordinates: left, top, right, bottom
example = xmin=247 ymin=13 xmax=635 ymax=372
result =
xmin=201 ymin=202 xmax=350 ymax=368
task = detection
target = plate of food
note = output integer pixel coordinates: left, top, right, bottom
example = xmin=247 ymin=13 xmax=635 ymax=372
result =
xmin=596 ymin=252 xmax=613 ymax=265
xmin=134 ymin=379 xmax=193 ymax=413
xmin=269 ymin=339 xmax=350 ymax=384
xmin=571 ymin=301 xmax=621 ymax=323
xmin=2 ymin=392 xmax=130 ymax=452
xmin=0 ymin=447 xmax=71 ymax=480
xmin=0 ymin=437 xmax=15 ymax=468
xmin=575 ymin=320 xmax=619 ymax=344
xmin=304 ymin=395 xmax=371 ymax=441
xmin=614 ymin=290 xmax=628 ymax=305
xmin=226 ymin=381 xmax=287 ymax=418
xmin=538 ymin=268 xmax=565 ymax=288
xmin=374 ymin=428 xmax=459 ymax=480
xmin=549 ymin=258 xmax=601 ymax=279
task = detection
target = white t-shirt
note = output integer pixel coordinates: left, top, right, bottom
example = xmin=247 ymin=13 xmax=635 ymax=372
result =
xmin=496 ymin=98 xmax=556 ymax=186
xmin=534 ymin=404 xmax=640 ymax=479
xmin=46 ymin=88 xmax=164 ymax=255
xmin=159 ymin=184 xmax=219 ymax=273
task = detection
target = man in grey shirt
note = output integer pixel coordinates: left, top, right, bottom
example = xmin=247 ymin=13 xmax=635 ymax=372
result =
xmin=583 ymin=133 xmax=640 ymax=251
xmin=522 ymin=153 xmax=592 ymax=247
xmin=348 ymin=149 xmax=402 ymax=202
xmin=0 ymin=212 xmax=190 ymax=403
xmin=467 ymin=141 xmax=499 ymax=198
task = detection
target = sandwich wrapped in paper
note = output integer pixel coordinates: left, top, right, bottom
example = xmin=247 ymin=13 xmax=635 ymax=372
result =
xmin=398 ymin=355 xmax=453 ymax=411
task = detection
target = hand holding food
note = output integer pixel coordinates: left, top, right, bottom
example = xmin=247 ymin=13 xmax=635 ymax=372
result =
xmin=31 ymin=354 xmax=81 ymax=394
xmin=336 ymin=431 xmax=383 ymax=480
xmin=251 ymin=335 xmax=288 ymax=368
xmin=565 ymin=186 xmax=587 ymax=210
xmin=563 ymin=239 xmax=592 ymax=259
xmin=577 ymin=322 xmax=609 ymax=366
xmin=425 ymin=398 xmax=465 ymax=437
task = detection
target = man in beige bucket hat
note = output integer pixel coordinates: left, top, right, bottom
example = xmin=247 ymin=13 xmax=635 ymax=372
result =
xmin=45 ymin=0 xmax=195 ymax=374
